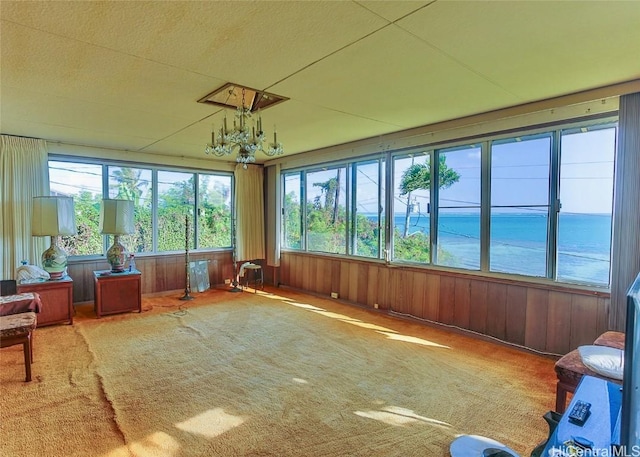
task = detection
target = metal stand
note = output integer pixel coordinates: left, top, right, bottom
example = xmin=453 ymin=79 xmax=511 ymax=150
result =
xmin=228 ymin=211 xmax=242 ymax=293
xmin=180 ymin=213 xmax=194 ymax=301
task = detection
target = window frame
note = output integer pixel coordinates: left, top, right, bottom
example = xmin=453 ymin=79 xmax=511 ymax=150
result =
xmin=280 ymin=115 xmax=618 ymax=289
xmin=48 ymin=155 xmax=234 ymax=261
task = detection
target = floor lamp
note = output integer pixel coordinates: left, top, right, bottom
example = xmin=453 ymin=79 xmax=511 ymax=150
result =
xmin=100 ymin=199 xmax=134 ymax=273
xmin=32 ymin=196 xmax=76 ymax=280
xmin=180 ymin=213 xmax=194 ymax=301
xmin=229 ymin=208 xmax=242 ymax=292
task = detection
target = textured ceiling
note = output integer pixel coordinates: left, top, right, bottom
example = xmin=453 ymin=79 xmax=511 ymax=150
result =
xmin=1 ymin=1 xmax=639 ymax=166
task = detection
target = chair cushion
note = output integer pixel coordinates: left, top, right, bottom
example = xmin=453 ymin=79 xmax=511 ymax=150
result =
xmin=555 ymin=350 xmax=590 ymax=385
xmin=594 ymin=331 xmax=625 ymax=350
xmin=0 ymin=312 xmax=37 ymax=338
xmin=578 ymin=345 xmax=624 ymax=380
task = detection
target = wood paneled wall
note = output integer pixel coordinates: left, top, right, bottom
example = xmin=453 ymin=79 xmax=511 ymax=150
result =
xmin=67 ymin=251 xmax=233 ymax=303
xmin=279 ymin=251 xmax=610 ymax=355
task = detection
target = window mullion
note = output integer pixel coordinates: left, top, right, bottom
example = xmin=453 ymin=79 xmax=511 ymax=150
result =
xmin=480 ymin=141 xmax=491 ymax=272
xmin=152 ymin=170 xmax=158 ymax=253
xmin=430 ymin=151 xmax=438 ymax=265
xmin=548 ymin=130 xmax=561 ymax=280
xmin=300 ymin=171 xmax=307 ymax=252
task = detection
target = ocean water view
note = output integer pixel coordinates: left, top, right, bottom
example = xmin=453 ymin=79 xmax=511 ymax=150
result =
xmin=389 ymin=213 xmax=611 ymax=286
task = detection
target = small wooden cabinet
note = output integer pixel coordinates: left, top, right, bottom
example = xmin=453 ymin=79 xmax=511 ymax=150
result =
xmin=93 ymin=270 xmax=141 ymax=318
xmin=17 ymin=276 xmax=74 ymax=326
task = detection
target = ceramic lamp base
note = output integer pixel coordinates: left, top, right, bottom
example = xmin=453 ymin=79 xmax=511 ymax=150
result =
xmin=42 ymin=235 xmax=67 ymax=280
xmin=107 ymin=235 xmax=127 ymax=273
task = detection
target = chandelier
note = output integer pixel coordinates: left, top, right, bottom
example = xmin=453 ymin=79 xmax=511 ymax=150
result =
xmin=204 ymin=87 xmax=283 ymax=168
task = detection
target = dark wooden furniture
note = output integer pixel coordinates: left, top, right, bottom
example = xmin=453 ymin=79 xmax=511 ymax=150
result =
xmin=17 ymin=277 xmax=74 ymax=326
xmin=93 ymin=270 xmax=141 ymax=318
xmin=0 ymin=312 xmax=37 ymax=382
xmin=0 ymin=292 xmax=42 ymax=382
xmin=554 ymin=331 xmax=624 ymax=413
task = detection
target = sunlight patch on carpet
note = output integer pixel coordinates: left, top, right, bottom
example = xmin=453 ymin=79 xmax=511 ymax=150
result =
xmin=355 ymin=406 xmax=452 ymax=428
xmin=175 ymin=408 xmax=245 ymax=439
xmin=284 ymin=301 xmax=326 ymax=311
xmin=377 ymin=331 xmax=450 ymax=349
xmin=103 ymin=431 xmax=180 ymax=457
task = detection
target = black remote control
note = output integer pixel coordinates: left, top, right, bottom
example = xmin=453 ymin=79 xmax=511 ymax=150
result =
xmin=568 ymin=400 xmax=591 ymax=426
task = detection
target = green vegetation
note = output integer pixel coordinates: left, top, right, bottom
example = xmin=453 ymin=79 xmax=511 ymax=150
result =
xmin=60 ymin=168 xmax=231 ymax=256
xmin=284 ymin=157 xmax=459 ymax=262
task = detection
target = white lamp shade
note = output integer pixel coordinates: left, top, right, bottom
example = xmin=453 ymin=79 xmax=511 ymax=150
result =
xmin=32 ymin=196 xmax=77 ymax=236
xmin=100 ymin=199 xmax=135 ymax=235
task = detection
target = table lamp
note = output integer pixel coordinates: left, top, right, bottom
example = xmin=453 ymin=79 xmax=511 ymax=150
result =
xmin=100 ymin=199 xmax=134 ymax=273
xmin=32 ymin=196 xmax=77 ymax=280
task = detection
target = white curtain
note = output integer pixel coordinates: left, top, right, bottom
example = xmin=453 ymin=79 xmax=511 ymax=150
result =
xmin=234 ymin=164 xmax=265 ymax=261
xmin=0 ymin=135 xmax=49 ymax=279
xmin=610 ymin=92 xmax=640 ymax=331
xmin=265 ymin=164 xmax=281 ymax=267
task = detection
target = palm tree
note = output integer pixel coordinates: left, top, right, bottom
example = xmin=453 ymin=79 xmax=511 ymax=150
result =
xmin=399 ymin=156 xmax=460 ymax=237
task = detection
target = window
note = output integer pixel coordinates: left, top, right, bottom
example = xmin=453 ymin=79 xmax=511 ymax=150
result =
xmin=352 ymin=159 xmax=384 ymax=258
xmin=108 ymin=166 xmax=153 ymax=253
xmin=557 ymin=126 xmax=615 ymax=286
xmin=283 ymin=172 xmax=302 ymax=250
xmin=306 ymin=167 xmax=347 ymax=254
xmin=490 ymin=135 xmax=551 ymax=277
xmin=197 ymin=174 xmax=232 ymax=249
xmin=48 ymin=158 xmax=232 ymax=258
xmin=281 ymin=118 xmax=616 ymax=288
xmin=157 ymin=171 xmax=195 ymax=252
xmin=436 ymin=145 xmax=481 ymax=269
xmin=49 ymin=161 xmax=103 ymax=256
xmin=393 ymin=153 xmax=431 ymax=263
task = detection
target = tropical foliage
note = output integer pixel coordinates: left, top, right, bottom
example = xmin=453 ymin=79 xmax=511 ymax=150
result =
xmin=283 ymin=157 xmax=459 ymax=262
xmin=60 ymin=168 xmax=231 ymax=256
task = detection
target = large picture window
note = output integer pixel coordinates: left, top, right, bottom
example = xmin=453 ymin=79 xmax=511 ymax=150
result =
xmin=48 ymin=159 xmax=232 ymax=258
xmin=281 ymin=119 xmax=616 ymax=288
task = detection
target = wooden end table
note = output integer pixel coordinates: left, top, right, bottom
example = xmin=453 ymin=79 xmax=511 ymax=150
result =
xmin=17 ymin=276 xmax=73 ymax=326
xmin=93 ymin=269 xmax=141 ymax=318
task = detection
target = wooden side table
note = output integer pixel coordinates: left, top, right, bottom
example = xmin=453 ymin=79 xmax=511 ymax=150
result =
xmin=93 ymin=270 xmax=141 ymax=318
xmin=17 ymin=276 xmax=74 ymax=326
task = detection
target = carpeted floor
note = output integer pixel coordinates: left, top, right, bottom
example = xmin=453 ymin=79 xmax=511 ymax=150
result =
xmin=1 ymin=287 xmax=557 ymax=457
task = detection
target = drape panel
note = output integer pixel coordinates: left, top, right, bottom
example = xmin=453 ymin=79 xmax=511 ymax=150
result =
xmin=0 ymin=135 xmax=49 ymax=279
xmin=610 ymin=92 xmax=640 ymax=331
xmin=265 ymin=164 xmax=281 ymax=267
xmin=234 ymin=164 xmax=265 ymax=261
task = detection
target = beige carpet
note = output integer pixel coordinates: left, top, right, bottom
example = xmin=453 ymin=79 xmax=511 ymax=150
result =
xmin=1 ymin=287 xmax=557 ymax=457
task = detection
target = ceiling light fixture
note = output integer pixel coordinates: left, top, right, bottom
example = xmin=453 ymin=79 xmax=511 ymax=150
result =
xmin=201 ymin=84 xmax=286 ymax=168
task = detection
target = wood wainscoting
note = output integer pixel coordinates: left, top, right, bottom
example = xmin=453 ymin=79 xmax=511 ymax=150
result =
xmin=67 ymin=251 xmax=233 ymax=304
xmin=279 ymin=251 xmax=610 ymax=355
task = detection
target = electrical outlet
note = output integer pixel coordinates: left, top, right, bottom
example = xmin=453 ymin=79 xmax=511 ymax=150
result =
xmin=330 ymin=292 xmax=339 ymax=299
xmin=374 ymin=303 xmax=379 ymax=309
xmin=224 ymin=279 xmax=231 ymax=285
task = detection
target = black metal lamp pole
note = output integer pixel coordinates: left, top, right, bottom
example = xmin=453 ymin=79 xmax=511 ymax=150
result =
xmin=180 ymin=213 xmax=194 ymax=301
